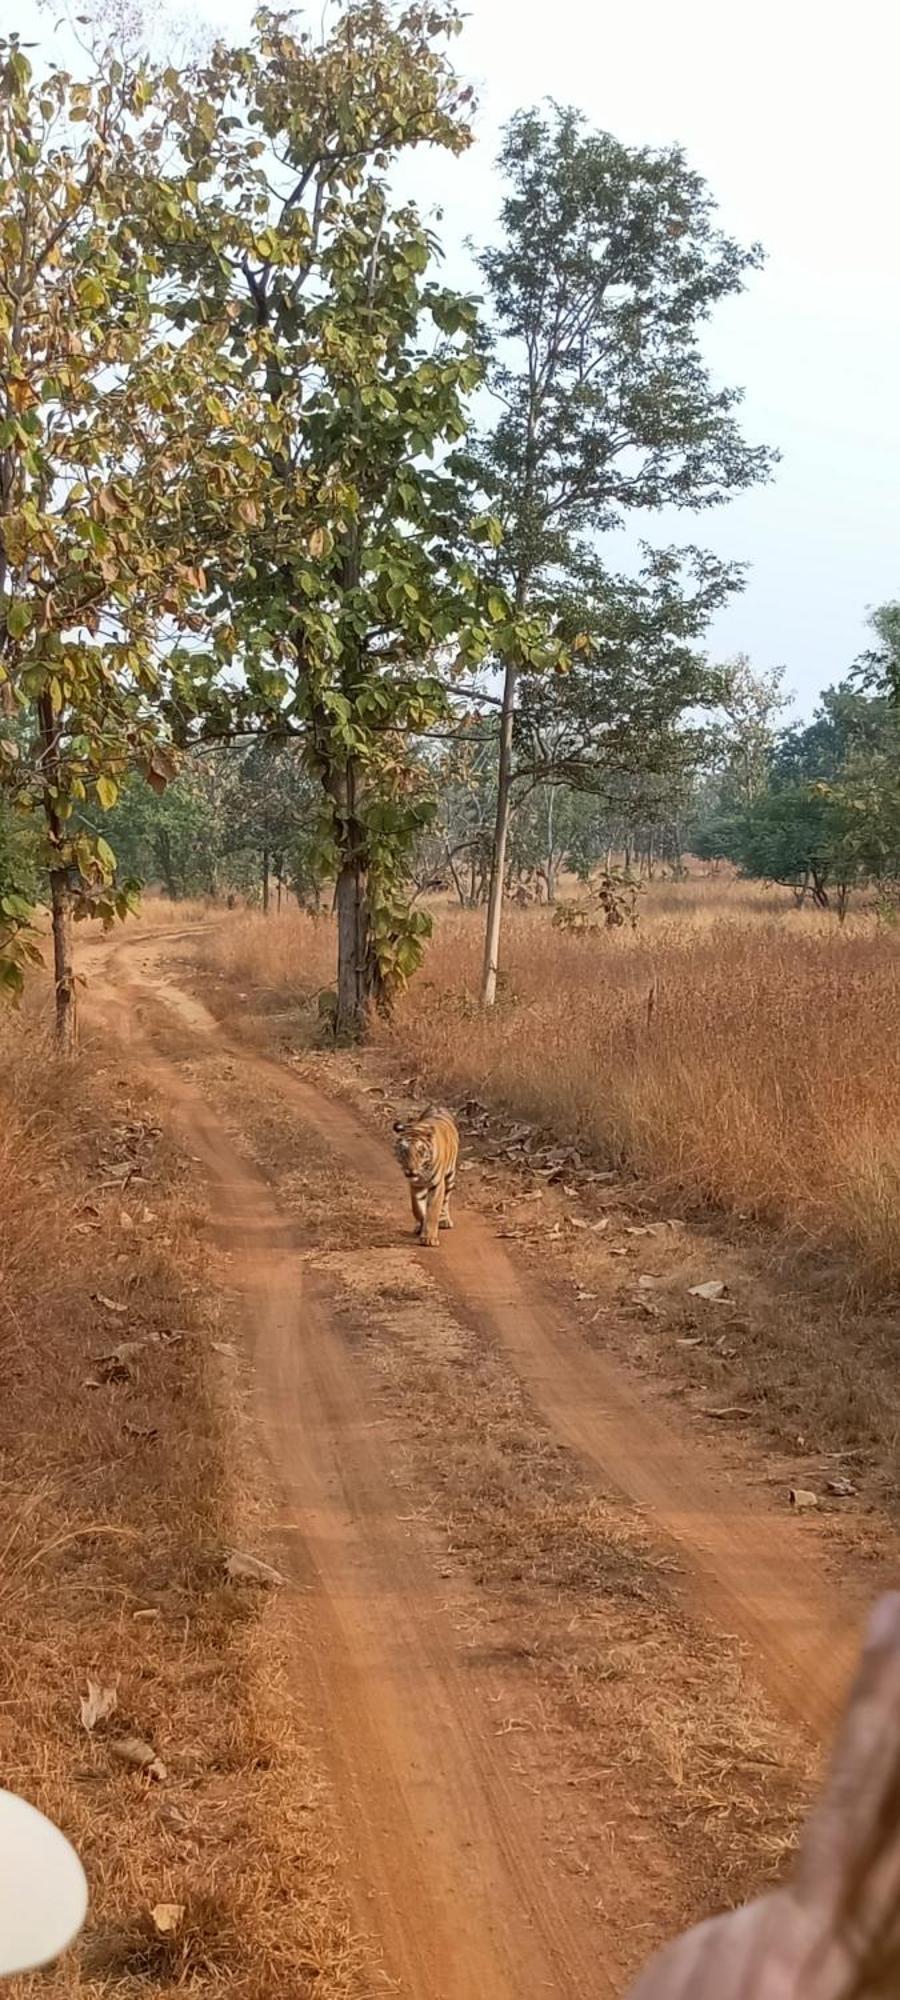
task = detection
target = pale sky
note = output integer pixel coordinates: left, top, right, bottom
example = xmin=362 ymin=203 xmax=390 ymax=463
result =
xmin=19 ymin=0 xmax=900 ymax=717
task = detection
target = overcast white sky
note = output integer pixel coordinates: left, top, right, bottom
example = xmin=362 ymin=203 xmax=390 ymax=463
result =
xmin=20 ymin=0 xmax=900 ymax=716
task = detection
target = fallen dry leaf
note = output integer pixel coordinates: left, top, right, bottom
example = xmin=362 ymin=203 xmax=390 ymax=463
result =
xmin=225 ymin=1551 xmax=286 ymax=1588
xmin=151 ymin=1904 xmax=184 ymax=1936
xmin=688 ymin=1280 xmax=728 ymax=1302
xmin=80 ymin=1679 xmax=117 ymax=1731
xmin=789 ymin=1487 xmax=819 ymax=1511
xmin=109 ymin=1735 xmax=167 ymax=1780
xmin=825 ymin=1476 xmax=857 ymax=1498
xmin=94 ymin=1293 xmax=129 ymax=1316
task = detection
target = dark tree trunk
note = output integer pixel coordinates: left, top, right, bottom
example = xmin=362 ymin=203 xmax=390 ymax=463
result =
xmin=37 ymin=692 xmax=77 ymax=1050
xmin=316 ymin=745 xmax=380 ymax=1041
xmin=262 ymin=843 xmax=270 ymax=915
xmin=49 ymin=868 xmax=76 ymax=1053
xmin=154 ymin=827 xmax=178 ymax=900
xmin=446 ymin=848 xmax=467 ymax=910
xmin=334 ymin=859 xmax=378 ymax=1039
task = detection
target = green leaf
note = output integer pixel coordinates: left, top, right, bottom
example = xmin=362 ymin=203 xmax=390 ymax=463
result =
xmin=5 ymin=600 xmax=32 ymax=639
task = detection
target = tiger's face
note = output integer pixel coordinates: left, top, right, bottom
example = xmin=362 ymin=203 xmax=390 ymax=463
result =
xmin=393 ymin=1122 xmax=431 ymax=1182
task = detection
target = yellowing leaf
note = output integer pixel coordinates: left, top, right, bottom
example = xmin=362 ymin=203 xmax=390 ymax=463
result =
xmin=96 ymin=775 xmax=118 ymax=811
xmin=76 ymin=275 xmax=106 ymax=311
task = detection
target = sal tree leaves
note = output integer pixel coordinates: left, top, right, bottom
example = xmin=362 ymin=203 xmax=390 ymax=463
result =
xmin=472 ymin=103 xmax=775 ymax=1003
xmin=0 ymin=34 xmax=273 ymax=1042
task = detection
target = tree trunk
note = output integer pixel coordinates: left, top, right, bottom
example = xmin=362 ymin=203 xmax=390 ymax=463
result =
xmin=446 ymin=848 xmax=467 ymax=910
xmin=49 ymin=868 xmax=77 ymax=1053
xmin=37 ymin=691 xmax=77 ymax=1051
xmin=154 ymin=828 xmax=178 ymax=900
xmin=262 ymin=843 xmax=270 ymax=915
xmin=480 ymin=656 xmax=517 ymax=1007
xmin=334 ymin=859 xmax=377 ymax=1040
xmin=318 ymin=745 xmax=380 ymax=1041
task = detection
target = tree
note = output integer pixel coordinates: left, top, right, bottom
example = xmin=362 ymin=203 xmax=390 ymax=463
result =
xmin=0 ymin=33 xmax=270 ymax=1040
xmin=715 ymin=654 xmax=790 ymax=806
xmin=774 ymin=678 xmax=899 ymax=787
xmin=858 ymin=601 xmax=900 ymax=703
xmin=154 ymin=5 xmax=554 ymax=1040
xmin=719 ymin=787 xmax=841 ymax=905
xmin=472 ymin=103 xmax=774 ymax=1003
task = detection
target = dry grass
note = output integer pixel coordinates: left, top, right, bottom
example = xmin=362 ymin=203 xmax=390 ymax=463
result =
xmin=196 ymin=876 xmax=900 ymax=1289
xmin=0 ymin=1001 xmax=358 ymax=1999
xmin=387 ymin=891 xmax=900 ymax=1294
xmin=200 ymin=905 xmax=334 ymax=1010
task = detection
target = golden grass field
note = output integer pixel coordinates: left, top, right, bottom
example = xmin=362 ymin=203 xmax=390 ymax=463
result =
xmin=200 ymin=871 xmax=900 ymax=1291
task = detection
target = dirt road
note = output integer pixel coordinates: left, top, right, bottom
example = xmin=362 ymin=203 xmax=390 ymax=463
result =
xmin=85 ymin=926 xmax=871 ymax=1998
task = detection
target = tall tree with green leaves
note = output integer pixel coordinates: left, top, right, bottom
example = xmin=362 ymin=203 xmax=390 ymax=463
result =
xmin=472 ymin=103 xmax=775 ymax=1003
xmin=151 ymin=5 xmax=556 ymax=1040
xmin=0 ymin=32 xmax=270 ymax=1041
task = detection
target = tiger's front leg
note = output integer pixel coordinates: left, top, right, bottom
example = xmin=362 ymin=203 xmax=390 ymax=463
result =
xmin=409 ymin=1181 xmax=426 ymax=1238
xmin=421 ymin=1175 xmax=445 ymax=1248
xmin=440 ymin=1167 xmax=455 ymax=1230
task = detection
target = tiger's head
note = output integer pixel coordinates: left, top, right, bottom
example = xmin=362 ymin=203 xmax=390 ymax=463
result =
xmin=393 ymin=1118 xmax=431 ymax=1179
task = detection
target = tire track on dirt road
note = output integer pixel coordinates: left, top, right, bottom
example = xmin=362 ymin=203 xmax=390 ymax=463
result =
xmin=108 ymin=930 xmax=866 ymax=1750
xmin=87 ymin=938 xmax=622 ymax=2000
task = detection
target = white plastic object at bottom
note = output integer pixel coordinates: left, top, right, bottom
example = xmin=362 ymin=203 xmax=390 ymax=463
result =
xmin=0 ymin=1790 xmax=88 ymax=1976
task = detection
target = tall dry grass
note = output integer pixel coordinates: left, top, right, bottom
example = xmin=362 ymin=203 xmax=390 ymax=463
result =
xmin=390 ymin=896 xmax=900 ymax=1287
xmin=201 ymin=904 xmax=334 ymax=1003
xmin=198 ymin=878 xmax=900 ymax=1289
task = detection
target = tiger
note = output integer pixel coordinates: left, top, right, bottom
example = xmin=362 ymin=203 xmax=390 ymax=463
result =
xmin=393 ymin=1105 xmax=459 ymax=1249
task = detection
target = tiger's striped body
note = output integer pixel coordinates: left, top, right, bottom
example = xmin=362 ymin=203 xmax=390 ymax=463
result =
xmin=393 ymin=1106 xmax=459 ymax=1249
